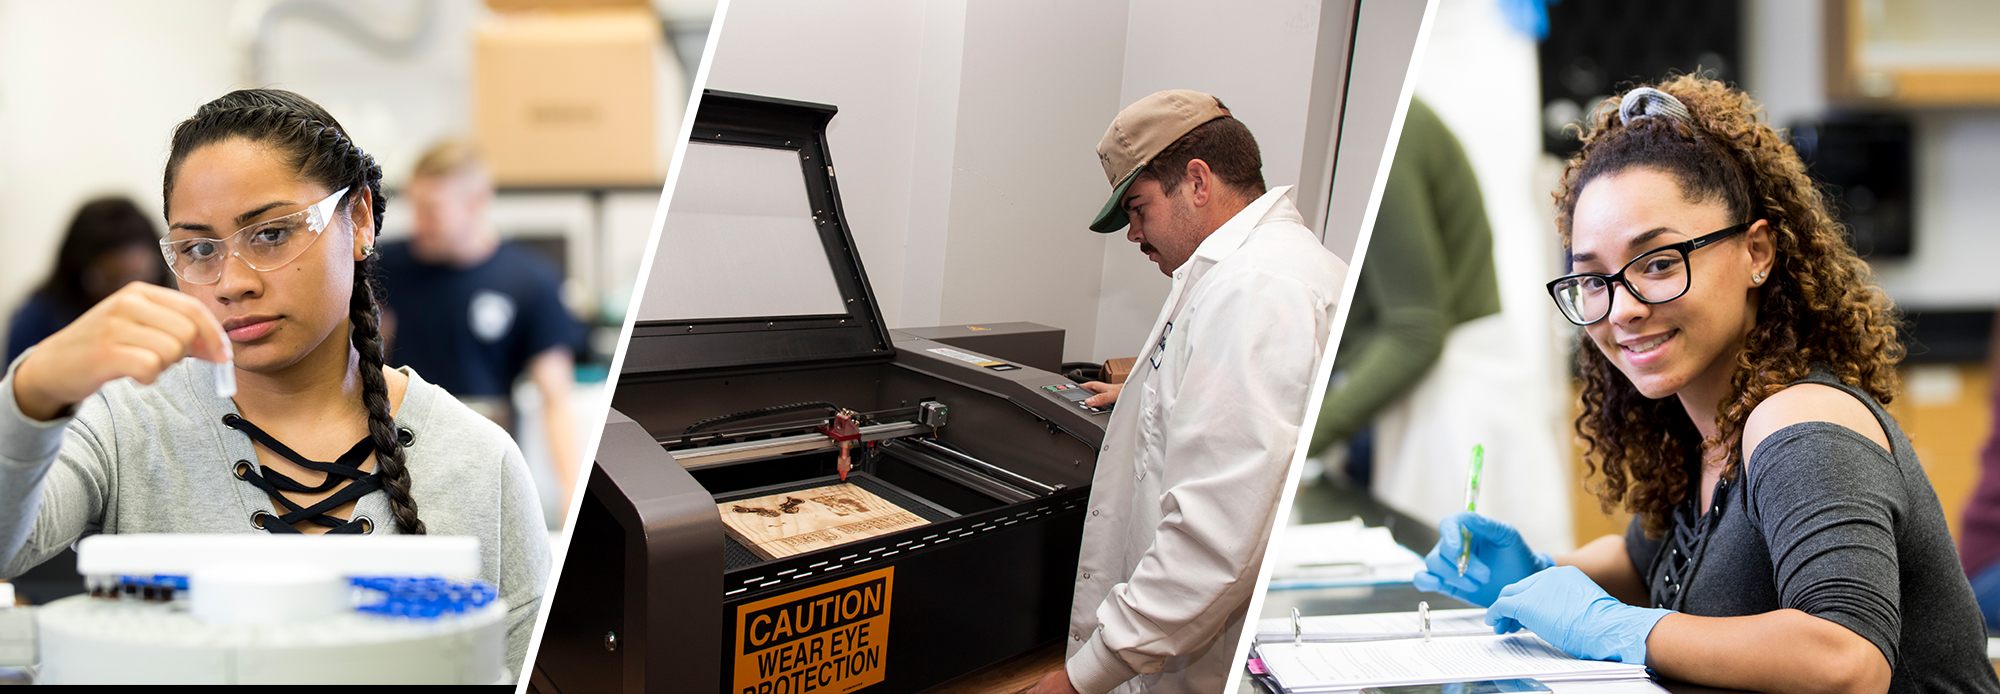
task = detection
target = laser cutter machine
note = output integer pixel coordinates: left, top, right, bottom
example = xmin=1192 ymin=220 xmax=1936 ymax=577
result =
xmin=529 ymin=91 xmax=1114 ymax=694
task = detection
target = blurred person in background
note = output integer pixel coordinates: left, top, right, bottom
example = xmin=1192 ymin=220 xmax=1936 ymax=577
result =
xmin=1957 ymin=319 xmax=2000 ymax=631
xmin=1306 ymin=98 xmax=1499 ymax=484
xmin=377 ymin=140 xmax=584 ymax=515
xmin=1303 ymin=98 xmax=1568 ymax=550
xmin=6 ymin=198 xmax=172 ymax=363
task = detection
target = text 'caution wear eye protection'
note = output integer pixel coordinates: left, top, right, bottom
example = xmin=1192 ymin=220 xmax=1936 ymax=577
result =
xmin=1545 ymin=222 xmax=1751 ymax=326
xmin=160 ymin=186 xmax=351 ymax=286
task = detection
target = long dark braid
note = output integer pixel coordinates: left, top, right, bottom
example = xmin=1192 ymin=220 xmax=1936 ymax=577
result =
xmin=165 ymin=89 xmax=424 ymax=534
xmin=350 ymin=254 xmax=423 ymax=533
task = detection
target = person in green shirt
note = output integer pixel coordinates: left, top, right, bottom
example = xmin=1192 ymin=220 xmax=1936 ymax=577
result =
xmin=1309 ymin=99 xmax=1501 ymax=473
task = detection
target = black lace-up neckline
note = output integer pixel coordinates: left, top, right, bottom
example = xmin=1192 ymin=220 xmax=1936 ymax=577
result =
xmin=222 ymin=413 xmax=381 ymax=534
xmin=1651 ymin=457 xmax=1731 ymax=610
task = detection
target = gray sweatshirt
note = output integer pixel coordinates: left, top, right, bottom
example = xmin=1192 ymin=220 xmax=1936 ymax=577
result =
xmin=0 ymin=352 xmax=551 ymax=679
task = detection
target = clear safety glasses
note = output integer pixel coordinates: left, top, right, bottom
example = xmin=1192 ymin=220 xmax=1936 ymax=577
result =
xmin=1545 ymin=222 xmax=1751 ymax=326
xmin=159 ymin=187 xmax=351 ymax=285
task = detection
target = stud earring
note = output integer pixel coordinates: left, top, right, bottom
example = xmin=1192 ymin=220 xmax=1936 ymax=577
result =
xmin=1752 ymin=271 xmax=1766 ymax=284
xmin=361 ymin=244 xmax=376 ymax=258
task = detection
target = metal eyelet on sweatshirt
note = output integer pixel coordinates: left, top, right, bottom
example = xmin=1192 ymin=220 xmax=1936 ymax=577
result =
xmin=356 ymin=515 xmax=375 ymax=534
xmin=250 ymin=510 xmax=275 ymax=530
xmin=226 ymin=414 xmax=381 ymax=535
xmin=233 ymin=461 xmax=252 ymax=480
xmin=397 ymin=428 xmax=414 ymax=447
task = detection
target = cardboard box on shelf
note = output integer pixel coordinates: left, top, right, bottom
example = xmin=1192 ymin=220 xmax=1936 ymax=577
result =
xmin=1102 ymin=357 xmax=1136 ymax=385
xmin=474 ymin=7 xmax=666 ymax=187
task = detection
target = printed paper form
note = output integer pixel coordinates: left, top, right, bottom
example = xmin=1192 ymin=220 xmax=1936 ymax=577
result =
xmin=1271 ymin=518 xmax=1428 ymax=588
xmin=1255 ymin=608 xmax=1490 ymax=643
xmin=1256 ymin=633 xmax=1648 ymax=692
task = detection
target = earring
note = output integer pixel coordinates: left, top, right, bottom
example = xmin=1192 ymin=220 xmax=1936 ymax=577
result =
xmin=1752 ymin=271 xmax=1766 ymax=284
xmin=362 ymin=244 xmax=376 ymax=258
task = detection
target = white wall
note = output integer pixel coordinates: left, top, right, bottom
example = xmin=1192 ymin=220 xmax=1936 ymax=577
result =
xmin=938 ymin=1 xmax=1130 ymax=361
xmin=1746 ymin=0 xmax=2000 ymax=310
xmin=0 ymin=0 xmax=241 ymax=315
xmin=701 ymin=0 xmax=931 ymax=331
xmin=1318 ymin=0 xmax=1432 ymax=261
xmin=0 ymin=0 xmax=490 ymax=317
xmin=898 ymin=0 xmax=973 ymax=329
xmin=701 ymin=0 xmax=1370 ymax=364
xmin=0 ymin=0 xmax=677 ymax=329
xmin=1865 ymin=112 xmax=2000 ymax=309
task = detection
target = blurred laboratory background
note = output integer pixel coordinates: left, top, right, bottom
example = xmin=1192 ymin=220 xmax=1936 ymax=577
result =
xmin=0 ymin=0 xmax=711 ymax=602
xmin=1280 ymin=0 xmax=2000 ymax=608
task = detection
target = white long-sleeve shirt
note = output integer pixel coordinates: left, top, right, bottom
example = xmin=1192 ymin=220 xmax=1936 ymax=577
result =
xmin=1065 ymin=186 xmax=1347 ymax=693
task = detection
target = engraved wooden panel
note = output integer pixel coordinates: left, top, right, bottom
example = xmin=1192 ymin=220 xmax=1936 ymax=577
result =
xmin=718 ymin=483 xmax=931 ymax=560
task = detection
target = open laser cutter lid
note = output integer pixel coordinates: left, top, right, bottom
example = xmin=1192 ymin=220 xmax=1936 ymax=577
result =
xmin=624 ymin=90 xmax=893 ymax=375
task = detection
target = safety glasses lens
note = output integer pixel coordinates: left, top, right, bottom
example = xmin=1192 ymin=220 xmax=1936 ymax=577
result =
xmin=161 ymin=187 xmax=348 ymax=285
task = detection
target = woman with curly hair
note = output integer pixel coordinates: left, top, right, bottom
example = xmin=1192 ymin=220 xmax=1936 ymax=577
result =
xmin=1409 ymin=75 xmax=1999 ymax=692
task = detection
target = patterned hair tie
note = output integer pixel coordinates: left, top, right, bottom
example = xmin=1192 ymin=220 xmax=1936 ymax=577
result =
xmin=1619 ymin=87 xmax=1691 ymax=126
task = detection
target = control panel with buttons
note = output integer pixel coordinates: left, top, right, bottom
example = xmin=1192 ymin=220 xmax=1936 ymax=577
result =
xmin=1041 ymin=382 xmax=1108 ymax=414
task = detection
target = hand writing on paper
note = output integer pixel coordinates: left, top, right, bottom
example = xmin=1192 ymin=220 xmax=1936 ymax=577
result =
xmin=1412 ymin=512 xmax=1554 ymax=607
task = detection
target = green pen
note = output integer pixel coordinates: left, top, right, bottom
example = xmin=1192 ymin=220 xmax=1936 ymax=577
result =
xmin=1457 ymin=444 xmax=1484 ymax=576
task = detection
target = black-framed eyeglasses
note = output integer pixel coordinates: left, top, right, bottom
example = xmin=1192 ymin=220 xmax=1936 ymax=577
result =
xmin=1546 ymin=222 xmax=1752 ymax=326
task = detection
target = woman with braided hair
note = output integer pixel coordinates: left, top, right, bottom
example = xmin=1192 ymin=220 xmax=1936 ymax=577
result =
xmin=1405 ymin=75 xmax=1999 ymax=692
xmin=0 ymin=89 xmax=549 ymax=677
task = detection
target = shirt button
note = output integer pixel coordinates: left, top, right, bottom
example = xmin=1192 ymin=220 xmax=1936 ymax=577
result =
xmin=1091 ymin=510 xmax=1100 ymax=516
xmin=1082 ymin=572 xmax=1091 ymax=579
xmin=1102 ymin=444 xmax=1110 ymax=452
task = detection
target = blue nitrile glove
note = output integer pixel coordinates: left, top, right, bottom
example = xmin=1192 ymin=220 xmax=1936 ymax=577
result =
xmin=1412 ymin=512 xmax=1553 ymax=607
xmin=1486 ymin=565 xmax=1673 ymax=664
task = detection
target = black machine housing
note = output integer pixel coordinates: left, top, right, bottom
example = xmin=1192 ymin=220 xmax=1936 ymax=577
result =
xmin=532 ymin=91 xmax=1110 ymax=694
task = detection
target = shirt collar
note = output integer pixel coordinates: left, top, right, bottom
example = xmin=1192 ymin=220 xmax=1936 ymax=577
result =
xmin=1171 ymin=185 xmax=1299 ymax=282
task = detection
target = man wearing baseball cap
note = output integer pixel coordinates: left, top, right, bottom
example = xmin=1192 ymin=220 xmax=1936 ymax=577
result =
xmin=1030 ymin=91 xmax=1348 ymax=693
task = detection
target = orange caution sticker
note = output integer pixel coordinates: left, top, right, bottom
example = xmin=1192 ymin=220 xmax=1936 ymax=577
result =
xmin=733 ymin=567 xmax=893 ymax=694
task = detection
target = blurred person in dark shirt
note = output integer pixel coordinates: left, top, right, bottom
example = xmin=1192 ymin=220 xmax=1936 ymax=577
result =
xmin=377 ymin=140 xmax=585 ymax=515
xmin=7 ymin=197 xmax=172 ymax=364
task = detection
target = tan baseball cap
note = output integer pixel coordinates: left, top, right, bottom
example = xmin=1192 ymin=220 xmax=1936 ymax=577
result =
xmin=1091 ymin=90 xmax=1232 ymax=233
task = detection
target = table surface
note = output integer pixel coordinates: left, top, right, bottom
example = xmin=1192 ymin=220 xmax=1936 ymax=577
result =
xmin=921 ymin=640 xmax=1063 ymax=693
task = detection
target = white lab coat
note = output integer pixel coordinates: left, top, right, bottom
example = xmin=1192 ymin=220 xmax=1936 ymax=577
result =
xmin=1368 ymin=313 xmax=1575 ymax=553
xmin=1064 ymin=187 xmax=1348 ymax=694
